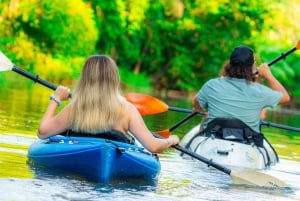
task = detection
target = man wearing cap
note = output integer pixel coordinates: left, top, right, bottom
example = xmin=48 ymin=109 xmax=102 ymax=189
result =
xmin=192 ymin=46 xmax=290 ymax=133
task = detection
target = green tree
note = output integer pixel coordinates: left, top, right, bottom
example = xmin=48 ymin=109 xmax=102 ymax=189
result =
xmin=0 ymin=0 xmax=98 ymax=80
xmin=255 ymin=0 xmax=300 ymax=105
xmin=1 ymin=0 xmax=299 ymax=106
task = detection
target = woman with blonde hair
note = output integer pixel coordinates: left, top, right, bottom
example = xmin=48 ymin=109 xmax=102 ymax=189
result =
xmin=38 ymin=55 xmax=179 ymax=153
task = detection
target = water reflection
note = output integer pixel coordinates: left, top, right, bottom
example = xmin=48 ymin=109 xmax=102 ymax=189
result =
xmin=0 ymin=80 xmax=300 ymax=200
xmin=0 ymin=133 xmax=35 ymax=178
xmin=29 ymin=163 xmax=159 ymax=191
xmin=0 ymin=134 xmax=299 ymax=200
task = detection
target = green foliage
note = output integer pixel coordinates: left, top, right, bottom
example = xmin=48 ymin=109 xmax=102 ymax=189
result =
xmin=0 ymin=0 xmax=98 ymax=81
xmin=17 ymin=0 xmax=98 ymax=56
xmin=254 ymin=0 xmax=300 ymax=101
xmin=0 ymin=0 xmax=299 ymax=104
xmin=119 ymin=67 xmax=151 ymax=89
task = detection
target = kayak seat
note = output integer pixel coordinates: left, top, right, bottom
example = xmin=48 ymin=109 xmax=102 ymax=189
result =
xmin=201 ymin=118 xmax=264 ymax=147
xmin=182 ymin=118 xmax=279 ymax=167
xmin=59 ymin=129 xmax=135 ymax=145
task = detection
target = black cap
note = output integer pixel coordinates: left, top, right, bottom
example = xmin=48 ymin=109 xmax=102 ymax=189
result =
xmin=230 ymin=46 xmax=254 ymax=67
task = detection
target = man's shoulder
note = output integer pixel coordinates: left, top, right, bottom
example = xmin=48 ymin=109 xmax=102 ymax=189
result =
xmin=206 ymin=77 xmax=225 ymax=85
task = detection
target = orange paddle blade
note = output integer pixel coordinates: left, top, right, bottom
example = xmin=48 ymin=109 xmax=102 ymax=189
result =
xmin=124 ymin=93 xmax=169 ymax=115
xmin=297 ymin=40 xmax=300 ymax=49
xmin=155 ymin=129 xmax=171 ymax=138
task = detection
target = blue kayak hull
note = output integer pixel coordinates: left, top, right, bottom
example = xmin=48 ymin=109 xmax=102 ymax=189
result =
xmin=27 ymin=136 xmax=161 ymax=183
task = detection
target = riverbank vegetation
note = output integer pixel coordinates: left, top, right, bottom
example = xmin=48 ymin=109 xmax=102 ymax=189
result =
xmin=0 ymin=0 xmax=299 ymax=107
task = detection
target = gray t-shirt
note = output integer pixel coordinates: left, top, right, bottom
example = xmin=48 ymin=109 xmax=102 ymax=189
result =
xmin=196 ymin=77 xmax=282 ymax=132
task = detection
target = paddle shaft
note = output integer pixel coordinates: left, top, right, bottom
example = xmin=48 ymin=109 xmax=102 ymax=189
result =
xmin=169 ymin=112 xmax=198 ymax=132
xmin=153 ymin=132 xmax=231 ymax=174
xmin=173 ymin=144 xmax=232 ymax=174
xmin=261 ymin=120 xmax=300 ymax=132
xmin=156 ymin=112 xmax=200 ymax=138
xmin=169 ymin=106 xmax=207 ymax=118
xmin=12 ymin=65 xmax=57 ymax=90
xmin=169 ymin=107 xmax=195 ymax=114
xmin=268 ymin=46 xmax=297 ymax=66
xmin=254 ymin=45 xmax=298 ymax=77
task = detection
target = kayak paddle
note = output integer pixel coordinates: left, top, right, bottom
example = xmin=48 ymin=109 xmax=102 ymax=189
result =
xmin=267 ymin=40 xmax=300 ymax=66
xmin=156 ymin=112 xmax=199 ymax=138
xmin=0 ymin=51 xmax=57 ymax=90
xmin=253 ymin=40 xmax=300 ymax=76
xmin=153 ymin=131 xmax=287 ymax=188
xmin=260 ymin=120 xmax=300 ymax=133
xmin=127 ymin=93 xmax=300 ymax=134
xmin=124 ymin=92 xmax=169 ymax=115
xmin=125 ymin=92 xmax=206 ymax=137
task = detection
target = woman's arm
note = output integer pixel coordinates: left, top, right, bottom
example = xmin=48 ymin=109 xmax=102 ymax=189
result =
xmin=126 ymin=102 xmax=179 ymax=153
xmin=37 ymin=86 xmax=71 ymax=139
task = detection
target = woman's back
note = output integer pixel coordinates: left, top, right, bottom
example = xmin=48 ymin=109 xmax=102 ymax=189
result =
xmin=38 ymin=55 xmax=180 ymax=153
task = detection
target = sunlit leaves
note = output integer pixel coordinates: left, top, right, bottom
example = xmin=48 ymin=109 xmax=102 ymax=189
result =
xmin=0 ymin=0 xmax=299 ymax=98
xmin=0 ymin=0 xmax=98 ymax=81
xmin=178 ymin=19 xmax=197 ymax=31
xmin=17 ymin=0 xmax=98 ymax=56
xmin=160 ymin=0 xmax=184 ymax=18
xmin=126 ymin=0 xmax=150 ymax=33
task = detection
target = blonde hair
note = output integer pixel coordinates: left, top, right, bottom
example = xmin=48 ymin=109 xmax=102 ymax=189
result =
xmin=69 ymin=55 xmax=126 ymax=133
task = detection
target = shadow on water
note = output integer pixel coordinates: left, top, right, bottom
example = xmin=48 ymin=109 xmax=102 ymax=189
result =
xmin=16 ymin=163 xmax=161 ymax=201
xmin=27 ymin=163 xmax=159 ymax=192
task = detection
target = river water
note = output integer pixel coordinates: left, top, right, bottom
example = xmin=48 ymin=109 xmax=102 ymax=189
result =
xmin=0 ymin=76 xmax=300 ymax=201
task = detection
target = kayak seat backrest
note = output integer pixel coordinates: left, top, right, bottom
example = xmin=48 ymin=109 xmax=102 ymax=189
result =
xmin=59 ymin=129 xmax=135 ymax=144
xmin=203 ymin=118 xmax=264 ymax=147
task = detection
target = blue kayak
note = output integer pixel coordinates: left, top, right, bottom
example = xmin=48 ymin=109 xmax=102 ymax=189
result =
xmin=27 ymin=136 xmax=161 ymax=183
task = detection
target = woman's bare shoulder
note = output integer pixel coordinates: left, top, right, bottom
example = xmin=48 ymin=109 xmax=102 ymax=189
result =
xmin=124 ymin=101 xmax=139 ymax=113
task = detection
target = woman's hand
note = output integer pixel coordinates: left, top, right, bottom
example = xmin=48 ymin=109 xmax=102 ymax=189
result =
xmin=54 ymin=85 xmax=71 ymax=101
xmin=167 ymin=135 xmax=180 ymax=146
